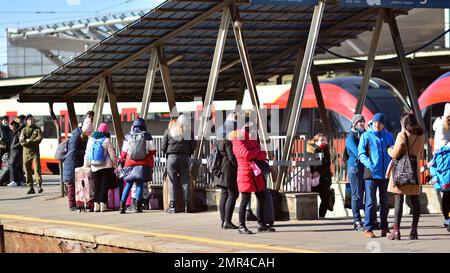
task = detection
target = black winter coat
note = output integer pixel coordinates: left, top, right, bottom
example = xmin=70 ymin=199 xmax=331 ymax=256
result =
xmin=308 ymin=142 xmax=332 ymax=190
xmin=63 ymin=127 xmax=88 ymax=183
xmin=9 ymin=126 xmax=23 ymax=166
xmin=162 ymin=129 xmax=196 ymax=156
xmin=214 ymin=140 xmax=238 ymax=191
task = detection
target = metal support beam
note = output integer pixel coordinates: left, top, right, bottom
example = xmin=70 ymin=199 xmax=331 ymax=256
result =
xmin=281 ymin=47 xmax=305 ymax=134
xmin=156 ymin=45 xmax=177 ymax=117
xmin=49 ymin=103 xmax=65 ymax=197
xmin=66 ymin=99 xmax=78 ymax=131
xmin=385 ymin=8 xmax=431 ymax=158
xmin=93 ymin=77 xmax=107 ymax=129
xmin=105 ymin=76 xmax=125 ymax=152
xmin=231 ymin=6 xmax=275 ymax=184
xmin=355 ymin=9 xmax=385 ymax=115
xmin=275 ymin=0 xmax=325 ymax=191
xmin=310 ymin=65 xmax=331 ymax=134
xmin=193 ymin=7 xmax=231 ymax=163
xmin=140 ymin=48 xmax=158 ymax=119
xmin=236 ymin=78 xmax=246 ymax=107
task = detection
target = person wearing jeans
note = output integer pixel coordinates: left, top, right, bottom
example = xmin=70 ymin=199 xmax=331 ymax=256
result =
xmin=358 ymin=113 xmax=394 ymax=238
xmin=346 ymin=114 xmax=366 ymax=231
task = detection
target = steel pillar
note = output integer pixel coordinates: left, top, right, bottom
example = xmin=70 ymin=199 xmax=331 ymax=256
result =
xmin=49 ymin=103 xmax=65 ymax=197
xmin=66 ymin=99 xmax=78 ymax=131
xmin=105 ymin=76 xmax=125 ymax=152
xmin=193 ymin=7 xmax=231 ymax=162
xmin=275 ymin=0 xmax=325 ymax=191
xmin=156 ymin=45 xmax=177 ymax=117
xmin=231 ymin=6 xmax=276 ymax=184
xmin=385 ymin=8 xmax=431 ymax=158
xmin=310 ymin=65 xmax=331 ymax=134
xmin=140 ymin=48 xmax=158 ymax=119
xmin=355 ymin=9 xmax=384 ymax=115
xmin=93 ymin=78 xmax=107 ymax=130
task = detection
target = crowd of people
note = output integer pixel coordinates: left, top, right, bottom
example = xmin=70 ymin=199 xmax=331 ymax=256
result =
xmin=1 ymin=103 xmax=449 ymax=239
xmin=345 ymin=105 xmax=450 ymax=240
xmin=0 ymin=114 xmax=43 ymax=194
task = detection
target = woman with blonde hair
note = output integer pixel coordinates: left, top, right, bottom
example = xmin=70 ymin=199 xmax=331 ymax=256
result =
xmin=163 ymin=117 xmax=196 ymax=213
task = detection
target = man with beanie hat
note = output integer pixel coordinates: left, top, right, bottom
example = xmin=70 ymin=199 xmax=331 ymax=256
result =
xmin=358 ymin=112 xmax=394 ymax=238
xmin=19 ymin=114 xmax=44 ymax=194
xmin=345 ymin=114 xmax=366 ymax=231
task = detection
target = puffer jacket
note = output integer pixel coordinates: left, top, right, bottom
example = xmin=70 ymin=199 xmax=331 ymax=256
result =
xmin=430 ymin=146 xmax=450 ymax=192
xmin=63 ymin=127 xmax=88 ymax=183
xmin=358 ymin=127 xmax=395 ymax=180
xmin=84 ymin=132 xmax=117 ymax=172
xmin=231 ymin=130 xmax=267 ymax=193
xmin=433 ymin=104 xmax=450 ymax=151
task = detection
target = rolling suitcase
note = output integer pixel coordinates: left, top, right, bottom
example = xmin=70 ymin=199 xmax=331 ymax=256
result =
xmin=75 ymin=166 xmax=95 ymax=212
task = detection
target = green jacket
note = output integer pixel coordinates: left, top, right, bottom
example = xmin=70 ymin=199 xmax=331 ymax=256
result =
xmin=19 ymin=124 xmax=43 ymax=156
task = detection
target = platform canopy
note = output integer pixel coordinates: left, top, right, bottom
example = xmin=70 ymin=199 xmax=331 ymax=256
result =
xmin=21 ymin=0 xmax=408 ymax=103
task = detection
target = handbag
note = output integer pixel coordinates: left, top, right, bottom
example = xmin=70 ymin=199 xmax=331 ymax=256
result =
xmin=252 ymin=160 xmax=271 ymax=176
xmin=392 ymin=132 xmax=418 ymax=186
xmin=122 ymin=165 xmax=152 ymax=182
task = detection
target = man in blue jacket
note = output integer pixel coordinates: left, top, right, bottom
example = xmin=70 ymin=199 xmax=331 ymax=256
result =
xmin=358 ymin=113 xmax=394 ymax=238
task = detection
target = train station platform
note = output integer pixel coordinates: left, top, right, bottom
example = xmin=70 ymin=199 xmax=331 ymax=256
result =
xmin=1 ymin=179 xmax=450 ymax=253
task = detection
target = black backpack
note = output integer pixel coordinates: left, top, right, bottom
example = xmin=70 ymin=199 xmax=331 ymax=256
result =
xmin=207 ymin=142 xmax=223 ymax=177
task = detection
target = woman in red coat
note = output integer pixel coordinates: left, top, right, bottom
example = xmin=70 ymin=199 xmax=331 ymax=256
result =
xmin=231 ymin=125 xmax=275 ymax=234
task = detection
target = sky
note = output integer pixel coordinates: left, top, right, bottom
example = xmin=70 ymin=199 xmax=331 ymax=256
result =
xmin=0 ymin=0 xmax=166 ymax=73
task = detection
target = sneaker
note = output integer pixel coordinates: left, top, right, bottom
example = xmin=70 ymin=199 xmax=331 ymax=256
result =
xmin=354 ymin=222 xmax=364 ymax=231
xmin=7 ymin=181 xmax=17 ymax=187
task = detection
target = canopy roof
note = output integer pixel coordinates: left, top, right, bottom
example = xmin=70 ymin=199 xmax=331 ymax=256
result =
xmin=22 ymin=0 xmax=407 ymax=103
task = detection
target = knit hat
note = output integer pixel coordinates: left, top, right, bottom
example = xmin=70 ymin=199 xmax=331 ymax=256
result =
xmin=351 ymin=114 xmax=365 ymax=128
xmin=372 ymin=113 xmax=385 ymax=124
xmin=81 ymin=117 xmax=93 ymax=134
xmin=97 ymin=123 xmax=109 ymax=133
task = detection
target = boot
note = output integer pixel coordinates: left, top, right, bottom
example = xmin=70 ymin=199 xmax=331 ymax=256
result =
xmin=246 ymin=209 xmax=258 ymax=221
xmin=119 ymin=201 xmax=126 ymax=214
xmin=223 ymin=221 xmax=239 ymax=230
xmin=26 ymin=186 xmax=35 ymax=194
xmin=238 ymin=224 xmax=253 ymax=235
xmin=167 ymin=201 xmax=176 ymax=213
xmin=387 ymin=224 xmax=400 ymax=240
xmin=184 ymin=201 xmax=192 ymax=213
xmin=135 ymin=200 xmax=143 ymax=213
xmin=142 ymin=198 xmax=149 ymax=210
xmin=409 ymin=224 xmax=418 ymax=240
xmin=38 ymin=185 xmax=43 ymax=193
xmin=100 ymin=202 xmax=110 ymax=212
xmin=94 ymin=202 xmax=100 ymax=212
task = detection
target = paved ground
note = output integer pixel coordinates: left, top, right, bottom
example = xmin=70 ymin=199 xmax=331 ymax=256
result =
xmin=1 ymin=177 xmax=450 ymax=253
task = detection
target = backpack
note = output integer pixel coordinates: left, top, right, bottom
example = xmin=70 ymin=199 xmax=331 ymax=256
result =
xmin=127 ymin=132 xmax=147 ymax=161
xmin=207 ymin=142 xmax=222 ymax=177
xmin=88 ymin=137 xmax=107 ymax=165
xmin=55 ymin=138 xmax=69 ymax=161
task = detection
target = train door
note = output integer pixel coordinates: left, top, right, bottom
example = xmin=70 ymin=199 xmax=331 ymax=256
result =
xmin=121 ymin=108 xmax=138 ymax=122
xmin=6 ymin=111 xmax=17 ymax=122
xmin=59 ymin=110 xmax=70 ymax=140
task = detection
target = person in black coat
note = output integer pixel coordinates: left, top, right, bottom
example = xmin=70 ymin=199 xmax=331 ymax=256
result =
xmin=308 ymin=133 xmax=332 ymax=218
xmin=214 ymin=116 xmax=239 ymax=229
xmin=63 ymin=120 xmax=93 ymax=211
xmin=8 ymin=121 xmax=23 ymax=186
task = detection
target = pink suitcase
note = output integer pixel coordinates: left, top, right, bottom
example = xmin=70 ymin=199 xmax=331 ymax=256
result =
xmin=75 ymin=167 xmax=95 ymax=211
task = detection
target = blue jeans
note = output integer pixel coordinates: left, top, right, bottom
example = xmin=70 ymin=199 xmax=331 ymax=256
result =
xmin=348 ymin=166 xmax=364 ymax=224
xmin=364 ymin=179 xmax=389 ymax=231
xmin=121 ymin=180 xmax=144 ymax=202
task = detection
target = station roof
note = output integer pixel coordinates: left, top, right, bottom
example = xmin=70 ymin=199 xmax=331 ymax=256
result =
xmin=21 ymin=0 xmax=408 ymax=103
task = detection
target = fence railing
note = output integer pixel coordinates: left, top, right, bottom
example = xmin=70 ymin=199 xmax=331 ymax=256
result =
xmin=110 ymin=131 xmax=433 ymax=192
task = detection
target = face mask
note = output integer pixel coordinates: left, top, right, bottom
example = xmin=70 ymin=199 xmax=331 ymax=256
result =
xmin=318 ymin=143 xmax=327 ymax=150
xmin=356 ymin=127 xmax=364 ymax=133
